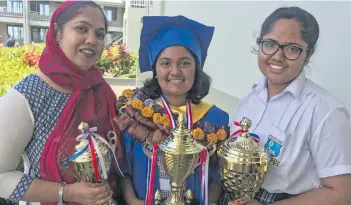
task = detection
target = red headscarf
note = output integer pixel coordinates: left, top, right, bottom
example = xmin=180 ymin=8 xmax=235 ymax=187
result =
xmin=38 ymin=1 xmax=123 ymax=202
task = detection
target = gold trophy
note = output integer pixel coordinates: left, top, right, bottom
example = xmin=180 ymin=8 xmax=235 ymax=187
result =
xmin=143 ymin=113 xmax=210 ymax=205
xmin=58 ymin=122 xmax=118 ymax=205
xmin=217 ymin=117 xmax=269 ymax=204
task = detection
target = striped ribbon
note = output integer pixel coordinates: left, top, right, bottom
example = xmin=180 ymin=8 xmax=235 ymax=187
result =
xmin=230 ymin=121 xmax=260 ymax=143
xmin=68 ymin=127 xmax=124 ymax=182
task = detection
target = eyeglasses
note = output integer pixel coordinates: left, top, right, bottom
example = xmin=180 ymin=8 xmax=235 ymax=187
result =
xmin=259 ymin=39 xmax=308 ymax=61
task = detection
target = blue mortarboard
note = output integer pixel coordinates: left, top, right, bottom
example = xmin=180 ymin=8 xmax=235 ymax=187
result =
xmin=139 ymin=15 xmax=215 ymax=73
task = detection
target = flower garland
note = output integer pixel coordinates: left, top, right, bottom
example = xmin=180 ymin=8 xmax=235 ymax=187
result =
xmin=118 ymin=88 xmax=230 ymax=146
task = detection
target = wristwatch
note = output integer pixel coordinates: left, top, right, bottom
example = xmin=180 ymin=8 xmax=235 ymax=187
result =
xmin=58 ymin=182 xmax=66 ymax=205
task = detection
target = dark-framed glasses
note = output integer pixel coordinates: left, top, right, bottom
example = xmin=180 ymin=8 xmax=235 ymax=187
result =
xmin=259 ymin=39 xmax=308 ymax=61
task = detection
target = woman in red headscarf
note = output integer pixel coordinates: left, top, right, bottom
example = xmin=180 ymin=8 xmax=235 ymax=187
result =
xmin=0 ymin=1 xmax=124 ymax=205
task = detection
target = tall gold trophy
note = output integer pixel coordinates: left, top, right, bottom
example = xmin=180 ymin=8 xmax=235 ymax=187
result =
xmin=217 ymin=117 xmax=269 ymax=204
xmin=58 ymin=122 xmax=118 ymax=205
xmin=143 ymin=113 xmax=210 ymax=205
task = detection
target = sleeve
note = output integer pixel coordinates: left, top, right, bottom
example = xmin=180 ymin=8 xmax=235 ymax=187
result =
xmin=309 ymin=106 xmax=351 ymax=178
xmin=122 ymin=129 xmax=134 ymax=176
xmin=0 ymin=89 xmax=35 ymax=201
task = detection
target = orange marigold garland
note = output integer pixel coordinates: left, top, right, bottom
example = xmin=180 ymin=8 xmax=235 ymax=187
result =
xmin=141 ymin=106 xmax=155 ymax=118
xmin=122 ymin=89 xmax=134 ymax=98
xmin=192 ymin=128 xmax=205 ymax=141
xmin=207 ymin=133 xmax=218 ymax=144
xmin=118 ymin=88 xmax=230 ymax=146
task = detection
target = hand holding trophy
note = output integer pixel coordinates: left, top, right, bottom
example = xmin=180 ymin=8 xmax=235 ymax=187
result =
xmin=217 ymin=117 xmax=269 ymax=204
xmin=58 ymin=122 xmax=124 ymax=205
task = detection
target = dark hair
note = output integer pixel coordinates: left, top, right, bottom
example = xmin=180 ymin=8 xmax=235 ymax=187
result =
xmin=257 ymin=6 xmax=319 ymax=60
xmin=143 ymin=50 xmax=211 ymax=105
xmin=56 ymin=1 xmax=108 ymax=32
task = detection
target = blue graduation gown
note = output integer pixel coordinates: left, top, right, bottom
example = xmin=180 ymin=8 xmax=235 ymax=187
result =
xmin=123 ymin=105 xmax=229 ymax=203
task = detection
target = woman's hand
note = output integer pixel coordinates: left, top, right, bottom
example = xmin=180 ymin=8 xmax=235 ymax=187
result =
xmin=64 ymin=181 xmax=112 ymax=205
xmin=130 ymin=197 xmax=144 ymax=205
xmin=228 ymin=199 xmax=262 ymax=205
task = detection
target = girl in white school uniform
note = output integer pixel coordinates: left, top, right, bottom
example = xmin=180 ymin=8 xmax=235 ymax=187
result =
xmin=222 ymin=6 xmax=351 ymax=205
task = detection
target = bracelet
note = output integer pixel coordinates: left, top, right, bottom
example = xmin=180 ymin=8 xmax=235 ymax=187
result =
xmin=58 ymin=182 xmax=66 ymax=205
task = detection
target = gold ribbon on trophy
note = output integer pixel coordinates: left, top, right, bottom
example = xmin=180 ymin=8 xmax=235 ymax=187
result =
xmin=217 ymin=117 xmax=269 ymax=204
xmin=58 ymin=122 xmax=123 ymax=205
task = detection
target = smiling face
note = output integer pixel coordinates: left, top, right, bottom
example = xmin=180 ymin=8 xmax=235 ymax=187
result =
xmin=258 ymin=18 xmax=309 ymax=88
xmin=155 ymin=46 xmax=196 ymax=98
xmin=56 ymin=6 xmax=106 ymax=70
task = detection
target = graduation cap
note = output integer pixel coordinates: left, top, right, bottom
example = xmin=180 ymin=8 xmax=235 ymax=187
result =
xmin=139 ymin=15 xmax=215 ymax=73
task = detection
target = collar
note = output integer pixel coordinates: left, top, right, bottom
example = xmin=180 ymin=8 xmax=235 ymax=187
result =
xmin=252 ymin=70 xmax=306 ymax=101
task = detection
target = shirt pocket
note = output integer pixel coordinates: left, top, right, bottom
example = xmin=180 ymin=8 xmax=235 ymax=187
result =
xmin=263 ymin=125 xmax=292 ymax=169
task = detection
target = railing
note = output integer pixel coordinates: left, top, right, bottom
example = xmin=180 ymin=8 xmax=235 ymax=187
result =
xmin=130 ymin=0 xmax=153 ymax=8
xmin=0 ymin=7 xmax=23 ymax=18
xmin=105 ymin=34 xmax=123 ymax=48
xmin=29 ymin=11 xmax=51 ymax=21
xmin=108 ymin=20 xmax=122 ymax=28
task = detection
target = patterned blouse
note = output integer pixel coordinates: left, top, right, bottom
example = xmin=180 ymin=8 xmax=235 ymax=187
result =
xmin=8 ymin=74 xmax=70 ymax=202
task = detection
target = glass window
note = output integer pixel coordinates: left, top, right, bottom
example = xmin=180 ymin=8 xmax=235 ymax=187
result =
xmin=30 ymin=1 xmax=50 ymax=16
xmin=7 ymin=25 xmax=24 ymax=40
xmin=39 ymin=3 xmax=49 ymax=16
xmin=6 ymin=0 xmax=23 ymax=13
xmin=31 ymin=27 xmax=48 ymax=43
xmin=103 ymin=7 xmax=117 ymax=21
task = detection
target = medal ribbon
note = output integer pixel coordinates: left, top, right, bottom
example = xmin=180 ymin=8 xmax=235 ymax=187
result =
xmin=160 ymin=95 xmax=193 ymax=130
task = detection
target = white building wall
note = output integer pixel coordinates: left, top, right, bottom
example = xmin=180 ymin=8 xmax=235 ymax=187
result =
xmin=146 ymin=1 xmax=351 ymax=118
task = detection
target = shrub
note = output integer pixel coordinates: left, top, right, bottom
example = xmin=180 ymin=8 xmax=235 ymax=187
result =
xmin=0 ymin=43 xmax=136 ymax=96
xmin=98 ymin=44 xmax=137 ymax=78
xmin=0 ymin=44 xmax=40 ymax=96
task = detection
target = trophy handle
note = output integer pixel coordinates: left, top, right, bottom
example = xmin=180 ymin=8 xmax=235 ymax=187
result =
xmin=260 ymin=152 xmax=269 ymax=173
xmin=107 ymin=131 xmax=117 ymax=151
xmin=58 ymin=152 xmax=80 ymax=181
xmin=142 ymin=140 xmax=153 ymax=158
xmin=207 ymin=143 xmax=217 ymax=157
xmin=185 ymin=189 xmax=193 ymax=205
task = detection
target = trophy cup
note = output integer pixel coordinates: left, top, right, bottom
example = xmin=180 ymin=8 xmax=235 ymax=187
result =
xmin=143 ymin=113 xmax=208 ymax=205
xmin=217 ymin=117 xmax=269 ymax=204
xmin=58 ymin=122 xmax=119 ymax=205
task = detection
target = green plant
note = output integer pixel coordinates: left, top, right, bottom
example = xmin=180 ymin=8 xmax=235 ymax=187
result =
xmin=98 ymin=44 xmax=137 ymax=78
xmin=0 ymin=45 xmax=39 ymax=96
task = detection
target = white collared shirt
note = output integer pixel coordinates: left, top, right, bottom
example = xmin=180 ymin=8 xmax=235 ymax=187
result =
xmin=231 ymin=71 xmax=351 ymax=194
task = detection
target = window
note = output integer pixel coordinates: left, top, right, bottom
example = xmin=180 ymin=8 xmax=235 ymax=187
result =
xmin=30 ymin=1 xmax=50 ymax=16
xmin=103 ymin=7 xmax=117 ymax=21
xmin=7 ymin=25 xmax=24 ymax=40
xmin=31 ymin=27 xmax=48 ymax=43
xmin=6 ymin=0 xmax=23 ymax=13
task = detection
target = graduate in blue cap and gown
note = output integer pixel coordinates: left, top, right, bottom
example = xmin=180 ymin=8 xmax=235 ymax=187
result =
xmin=114 ymin=15 xmax=230 ymax=205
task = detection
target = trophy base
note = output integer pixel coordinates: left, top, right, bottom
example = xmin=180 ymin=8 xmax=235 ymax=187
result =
xmin=155 ymin=189 xmax=194 ymax=205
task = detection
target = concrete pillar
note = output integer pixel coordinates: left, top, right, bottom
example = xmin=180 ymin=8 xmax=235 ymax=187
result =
xmin=22 ymin=0 xmax=30 ymax=44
